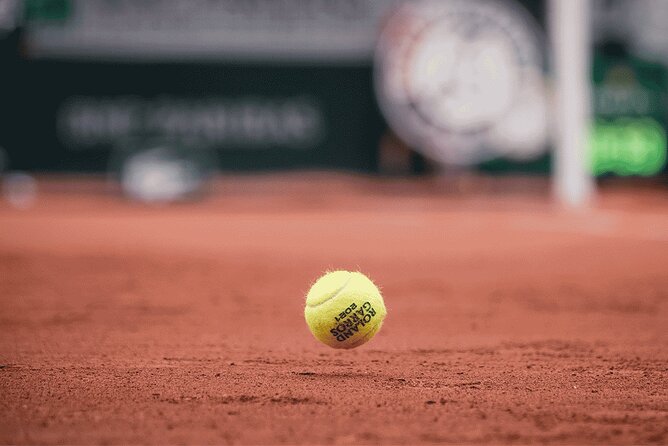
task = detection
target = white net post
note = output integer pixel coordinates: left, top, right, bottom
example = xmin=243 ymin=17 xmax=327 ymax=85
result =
xmin=549 ymin=0 xmax=595 ymax=207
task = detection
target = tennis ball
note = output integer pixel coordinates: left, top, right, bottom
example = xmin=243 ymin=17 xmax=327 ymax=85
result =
xmin=304 ymin=270 xmax=386 ymax=349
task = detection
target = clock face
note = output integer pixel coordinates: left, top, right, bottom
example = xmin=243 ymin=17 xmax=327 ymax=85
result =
xmin=375 ymin=0 xmax=548 ymax=165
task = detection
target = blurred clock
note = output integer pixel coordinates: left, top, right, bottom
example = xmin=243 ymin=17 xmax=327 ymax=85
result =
xmin=375 ymin=0 xmax=548 ymax=166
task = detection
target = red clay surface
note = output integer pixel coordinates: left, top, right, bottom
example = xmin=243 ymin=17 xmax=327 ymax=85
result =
xmin=1 ymin=173 xmax=667 ymax=445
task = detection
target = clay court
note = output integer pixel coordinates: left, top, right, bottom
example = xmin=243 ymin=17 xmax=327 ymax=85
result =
xmin=1 ymin=174 xmax=667 ymax=444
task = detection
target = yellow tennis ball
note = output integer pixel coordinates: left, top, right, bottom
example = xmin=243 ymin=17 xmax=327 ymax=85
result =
xmin=304 ymin=270 xmax=387 ymax=349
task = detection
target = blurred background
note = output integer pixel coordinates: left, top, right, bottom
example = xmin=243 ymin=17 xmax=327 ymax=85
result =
xmin=0 ymin=0 xmax=666 ymax=202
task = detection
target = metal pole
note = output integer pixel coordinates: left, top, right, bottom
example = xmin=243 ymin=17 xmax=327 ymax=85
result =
xmin=550 ymin=0 xmax=595 ymax=207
